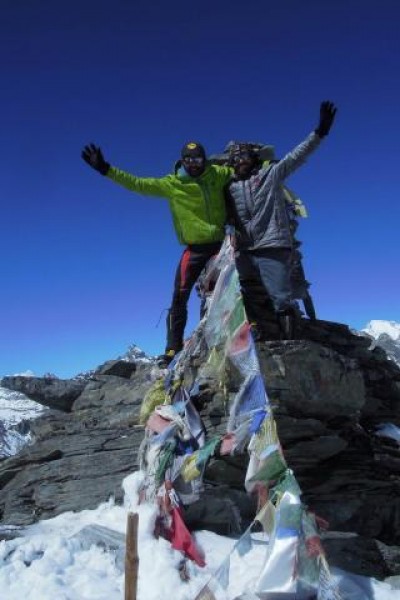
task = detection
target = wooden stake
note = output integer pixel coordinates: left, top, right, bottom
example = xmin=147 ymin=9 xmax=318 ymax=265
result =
xmin=125 ymin=512 xmax=139 ymax=600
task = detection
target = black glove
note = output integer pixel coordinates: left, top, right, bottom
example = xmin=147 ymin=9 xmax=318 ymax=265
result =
xmin=315 ymin=101 xmax=337 ymax=138
xmin=81 ymin=143 xmax=110 ymax=175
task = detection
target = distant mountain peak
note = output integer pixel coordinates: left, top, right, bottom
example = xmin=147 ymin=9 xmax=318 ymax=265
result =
xmin=73 ymin=343 xmax=154 ymax=381
xmin=363 ymin=319 xmax=400 ymax=366
xmin=119 ymin=343 xmax=154 ymax=363
xmin=364 ymin=320 xmax=400 ymax=341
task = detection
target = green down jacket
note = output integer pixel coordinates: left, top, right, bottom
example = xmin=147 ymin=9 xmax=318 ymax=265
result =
xmin=107 ymin=164 xmax=232 ymax=245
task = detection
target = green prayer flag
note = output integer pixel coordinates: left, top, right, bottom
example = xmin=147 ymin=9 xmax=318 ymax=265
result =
xmin=248 ymin=450 xmax=287 ymax=485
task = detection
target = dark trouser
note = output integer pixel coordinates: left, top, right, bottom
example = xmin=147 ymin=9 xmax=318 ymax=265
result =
xmin=291 ymin=250 xmax=316 ymax=320
xmin=166 ymin=242 xmax=222 ymax=353
xmin=235 ymin=247 xmax=293 ymax=319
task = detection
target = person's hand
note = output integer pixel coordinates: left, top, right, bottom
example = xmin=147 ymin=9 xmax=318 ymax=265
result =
xmin=81 ymin=143 xmax=110 ymax=175
xmin=315 ymin=101 xmax=337 ymax=137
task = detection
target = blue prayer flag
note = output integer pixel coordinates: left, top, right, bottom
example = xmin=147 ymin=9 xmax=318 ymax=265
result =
xmin=237 ymin=530 xmax=253 ymax=557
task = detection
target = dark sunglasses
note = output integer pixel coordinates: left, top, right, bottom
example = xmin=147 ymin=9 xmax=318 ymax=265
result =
xmin=230 ymin=151 xmax=254 ymax=164
xmin=182 ymin=156 xmax=205 ymax=165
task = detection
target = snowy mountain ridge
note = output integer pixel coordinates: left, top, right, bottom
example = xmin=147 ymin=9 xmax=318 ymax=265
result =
xmin=363 ymin=319 xmax=400 ymax=367
xmin=364 ymin=320 xmax=400 ymax=341
xmin=0 ymin=344 xmax=152 ymax=459
xmin=0 ymin=386 xmax=46 ymax=459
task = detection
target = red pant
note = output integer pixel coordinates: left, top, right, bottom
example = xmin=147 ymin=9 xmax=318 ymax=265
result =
xmin=166 ymin=242 xmax=222 ymax=352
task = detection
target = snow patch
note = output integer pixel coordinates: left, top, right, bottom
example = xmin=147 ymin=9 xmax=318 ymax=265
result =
xmin=0 ymin=386 xmax=47 ymax=458
xmin=0 ymin=472 xmax=399 ymax=599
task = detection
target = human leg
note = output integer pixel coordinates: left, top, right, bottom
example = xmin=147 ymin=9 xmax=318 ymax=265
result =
xmin=166 ymin=243 xmax=222 ymax=353
xmin=235 ymin=250 xmax=271 ymax=325
xmin=254 ymin=248 xmax=297 ymax=339
xmin=255 ymin=248 xmax=293 ymax=313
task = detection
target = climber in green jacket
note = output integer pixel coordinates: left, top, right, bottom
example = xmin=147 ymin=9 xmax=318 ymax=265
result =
xmin=81 ymin=141 xmax=232 ymax=362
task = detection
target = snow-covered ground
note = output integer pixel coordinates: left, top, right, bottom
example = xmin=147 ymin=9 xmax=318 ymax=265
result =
xmin=0 ymin=385 xmax=47 ymax=458
xmin=0 ymin=472 xmax=398 ymax=600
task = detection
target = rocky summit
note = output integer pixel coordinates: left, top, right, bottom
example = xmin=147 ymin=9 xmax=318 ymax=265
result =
xmin=1 ymin=318 xmax=400 ymax=580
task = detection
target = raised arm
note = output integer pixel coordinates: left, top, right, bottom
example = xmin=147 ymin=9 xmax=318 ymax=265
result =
xmin=81 ymin=143 xmax=172 ymax=198
xmin=269 ymin=101 xmax=337 ymax=184
xmin=106 ymin=166 xmax=172 ymax=198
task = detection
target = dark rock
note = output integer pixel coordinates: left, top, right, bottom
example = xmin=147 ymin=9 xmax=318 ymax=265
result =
xmin=322 ymin=532 xmax=400 ymax=579
xmin=0 ymin=376 xmax=86 ymax=412
xmin=72 ymin=363 xmax=153 ymax=411
xmin=0 ymin=525 xmax=24 ymax=542
xmin=205 ymin=455 xmax=249 ymax=489
xmin=283 ymin=435 xmax=348 ymax=468
xmin=275 ymin=416 xmax=327 ymax=442
xmin=1 ymin=314 xmax=400 ymax=577
xmin=257 ymin=340 xmax=365 ymax=420
xmin=94 ymin=359 xmax=137 ymax=379
xmin=0 ymin=365 xmax=152 ymax=525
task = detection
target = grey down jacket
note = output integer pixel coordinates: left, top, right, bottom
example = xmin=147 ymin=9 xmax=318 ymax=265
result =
xmin=226 ymin=132 xmax=321 ymax=250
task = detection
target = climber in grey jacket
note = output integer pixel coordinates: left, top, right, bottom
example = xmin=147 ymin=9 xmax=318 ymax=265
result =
xmin=225 ymin=101 xmax=337 ymax=338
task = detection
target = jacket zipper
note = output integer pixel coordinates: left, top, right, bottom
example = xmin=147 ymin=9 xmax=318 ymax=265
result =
xmin=243 ymin=179 xmax=256 ymax=242
xmin=199 ymin=182 xmax=213 ymax=233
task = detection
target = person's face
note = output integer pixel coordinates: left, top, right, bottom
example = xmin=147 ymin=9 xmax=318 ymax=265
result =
xmin=231 ymin=151 xmax=257 ymax=179
xmin=182 ymin=155 xmax=206 ymax=178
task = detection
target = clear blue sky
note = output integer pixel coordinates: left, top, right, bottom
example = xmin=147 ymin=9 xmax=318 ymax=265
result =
xmin=1 ymin=0 xmax=399 ymax=378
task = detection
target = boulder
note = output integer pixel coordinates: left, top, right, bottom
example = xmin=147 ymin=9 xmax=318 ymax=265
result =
xmin=0 ymin=365 xmax=152 ymax=524
xmin=0 ymin=376 xmax=85 ymax=412
xmin=94 ymin=359 xmax=137 ymax=379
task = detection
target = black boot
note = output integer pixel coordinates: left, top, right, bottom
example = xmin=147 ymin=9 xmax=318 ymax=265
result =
xmin=156 ymin=349 xmax=177 ymax=368
xmin=165 ymin=306 xmax=187 ymax=354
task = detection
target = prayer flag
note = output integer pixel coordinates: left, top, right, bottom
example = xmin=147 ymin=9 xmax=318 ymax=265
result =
xmin=215 ymin=556 xmax=230 ymax=590
xmin=256 ymin=501 xmax=276 ymax=535
xmin=194 ymin=584 xmax=217 ymax=600
xmin=237 ymin=530 xmax=253 ymax=557
xmin=169 ymin=507 xmax=206 ymax=567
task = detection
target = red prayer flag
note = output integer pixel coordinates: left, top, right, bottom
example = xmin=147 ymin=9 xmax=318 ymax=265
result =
xmin=169 ymin=507 xmax=206 ymax=567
